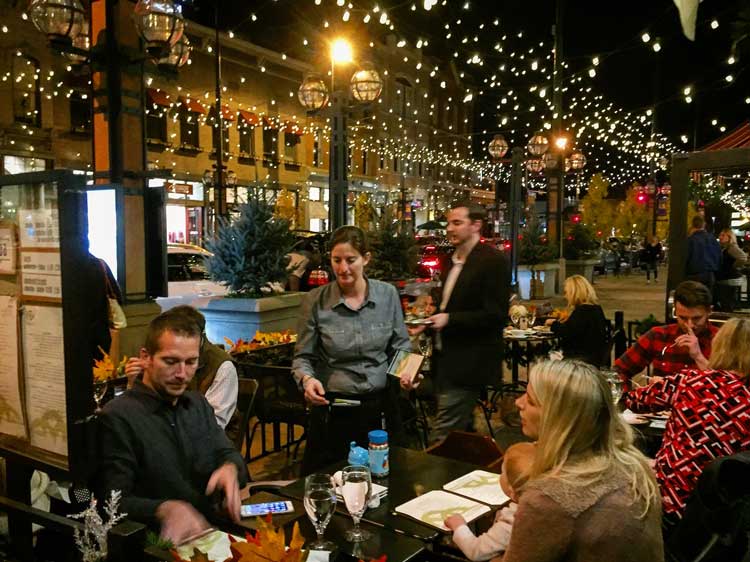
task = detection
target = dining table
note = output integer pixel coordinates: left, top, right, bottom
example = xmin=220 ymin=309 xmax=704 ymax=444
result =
xmin=501 ymin=327 xmax=560 ymax=394
xmin=279 ymin=446 xmax=499 ymax=545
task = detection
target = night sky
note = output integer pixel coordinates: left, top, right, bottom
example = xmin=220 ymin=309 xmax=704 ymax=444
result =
xmin=183 ymin=0 xmax=748 ymax=188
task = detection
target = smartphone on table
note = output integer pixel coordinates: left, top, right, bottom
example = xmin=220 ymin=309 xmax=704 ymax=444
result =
xmin=240 ymin=500 xmax=295 ymax=518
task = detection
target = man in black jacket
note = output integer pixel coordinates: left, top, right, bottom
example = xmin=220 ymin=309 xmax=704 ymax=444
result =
xmin=412 ymin=201 xmax=510 ymax=443
xmin=96 ymin=311 xmax=247 ymax=544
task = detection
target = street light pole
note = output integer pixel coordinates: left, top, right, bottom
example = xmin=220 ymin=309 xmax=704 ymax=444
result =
xmin=509 ymin=147 xmax=524 ymax=289
xmin=213 ymin=1 xmax=227 ymax=220
xmin=329 ymin=90 xmax=348 ymax=229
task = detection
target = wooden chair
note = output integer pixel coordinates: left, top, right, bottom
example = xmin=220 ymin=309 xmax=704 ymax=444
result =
xmin=226 ymin=377 xmax=259 ymax=458
xmin=425 ymin=430 xmax=504 ymax=472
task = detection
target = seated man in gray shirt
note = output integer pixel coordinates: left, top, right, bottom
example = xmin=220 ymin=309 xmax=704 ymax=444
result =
xmin=96 ymin=310 xmax=248 ymax=544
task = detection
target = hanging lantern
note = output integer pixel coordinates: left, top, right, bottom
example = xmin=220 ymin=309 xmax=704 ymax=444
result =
xmin=65 ymin=18 xmax=89 ymax=63
xmin=350 ymin=62 xmax=383 ymax=103
xmin=527 ymin=133 xmax=549 ymax=156
xmin=29 ymin=0 xmax=85 ymax=42
xmin=133 ymin=0 xmax=185 ymax=59
xmin=157 ymin=33 xmax=191 ymax=67
xmin=526 ymin=159 xmax=544 ymax=173
xmin=569 ymin=151 xmax=587 ymax=170
xmin=298 ymin=74 xmax=329 ymax=110
xmin=487 ymin=134 xmax=508 ymax=159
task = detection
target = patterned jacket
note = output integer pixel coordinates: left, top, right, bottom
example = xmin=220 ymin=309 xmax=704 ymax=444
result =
xmin=625 ymin=369 xmax=750 ymax=517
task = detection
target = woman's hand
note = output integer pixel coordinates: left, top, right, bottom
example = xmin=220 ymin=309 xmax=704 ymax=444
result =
xmin=303 ymin=377 xmax=329 ymax=406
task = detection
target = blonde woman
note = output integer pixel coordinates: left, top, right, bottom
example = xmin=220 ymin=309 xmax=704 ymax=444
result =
xmin=504 ymin=360 xmax=663 ymax=562
xmin=625 ymin=318 xmax=750 ymax=535
xmin=545 ymin=275 xmax=609 ymax=366
xmin=715 ymin=228 xmax=747 ymax=311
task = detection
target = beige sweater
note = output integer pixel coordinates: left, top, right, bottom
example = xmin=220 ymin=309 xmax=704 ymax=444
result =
xmin=497 ymin=468 xmax=664 ymax=562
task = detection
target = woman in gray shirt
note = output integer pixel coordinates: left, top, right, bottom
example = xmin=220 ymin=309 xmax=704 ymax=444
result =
xmin=293 ymin=226 xmax=412 ymax=474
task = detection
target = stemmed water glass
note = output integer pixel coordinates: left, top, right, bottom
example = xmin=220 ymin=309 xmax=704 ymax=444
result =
xmin=93 ymin=381 xmax=108 ymax=412
xmin=340 ymin=465 xmax=372 ymax=543
xmin=602 ymin=370 xmax=624 ymax=404
xmin=303 ymin=473 xmax=337 ymax=550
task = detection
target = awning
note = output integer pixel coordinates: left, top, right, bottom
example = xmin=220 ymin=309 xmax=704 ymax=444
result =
xmin=147 ymin=88 xmax=172 ymax=107
xmin=238 ymin=110 xmax=260 ymax=126
xmin=702 ymin=121 xmax=750 ymax=151
xmin=178 ymin=96 xmax=207 ymax=115
xmin=284 ymin=121 xmax=304 ymax=135
xmin=308 ymin=201 xmax=328 ymax=219
xmin=263 ymin=116 xmax=279 ymax=129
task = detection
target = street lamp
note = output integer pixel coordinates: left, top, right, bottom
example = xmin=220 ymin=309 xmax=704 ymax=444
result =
xmin=297 ymin=40 xmax=384 ymax=229
xmin=28 ymin=0 xmax=85 ymax=43
xmin=488 ymin=134 xmax=509 ymax=159
xmin=132 ymin=0 xmax=185 ymax=58
xmin=527 ymin=133 xmax=549 ymax=156
xmin=156 ymin=34 xmax=191 ymax=68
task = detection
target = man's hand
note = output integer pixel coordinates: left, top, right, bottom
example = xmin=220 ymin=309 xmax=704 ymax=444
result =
xmin=428 ymin=312 xmax=449 ymax=331
xmin=444 ymin=513 xmax=467 ymax=531
xmin=156 ymin=500 xmax=210 ymax=545
xmin=303 ymin=377 xmax=329 ymax=406
xmin=399 ymin=372 xmax=423 ymax=391
xmin=407 ymin=324 xmax=427 ymax=336
xmin=205 ymin=462 xmax=241 ymax=523
xmin=674 ymin=326 xmax=701 ymax=359
xmin=124 ymin=357 xmax=146 ymax=388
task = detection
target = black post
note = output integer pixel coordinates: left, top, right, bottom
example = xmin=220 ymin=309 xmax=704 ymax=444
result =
xmin=509 ymin=147 xmax=524 ymax=288
xmin=214 ymin=2 xmax=226 ymax=220
xmin=104 ymin=0 xmax=123 ymax=184
xmin=329 ymin=92 xmax=348 ymax=229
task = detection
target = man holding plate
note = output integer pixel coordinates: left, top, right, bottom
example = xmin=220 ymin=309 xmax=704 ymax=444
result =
xmin=410 ymin=201 xmax=510 ymax=444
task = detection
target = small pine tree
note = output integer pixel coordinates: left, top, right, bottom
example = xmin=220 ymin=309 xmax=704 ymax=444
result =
xmin=563 ymin=223 xmax=598 ymax=259
xmin=367 ymin=222 xmax=418 ymax=280
xmin=518 ymin=215 xmax=557 ymax=266
xmin=206 ymin=194 xmax=295 ymax=298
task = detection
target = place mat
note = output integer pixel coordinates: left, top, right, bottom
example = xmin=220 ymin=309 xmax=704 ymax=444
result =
xmin=395 ymin=490 xmax=491 ymax=532
xmin=443 ymin=470 xmax=510 ymax=507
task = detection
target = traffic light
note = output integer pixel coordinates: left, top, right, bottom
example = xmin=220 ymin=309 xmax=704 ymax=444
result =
xmin=636 ymin=192 xmax=648 ymax=204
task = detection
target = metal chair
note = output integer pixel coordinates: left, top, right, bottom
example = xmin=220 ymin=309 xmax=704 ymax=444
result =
xmin=226 ymin=377 xmax=259 ymax=458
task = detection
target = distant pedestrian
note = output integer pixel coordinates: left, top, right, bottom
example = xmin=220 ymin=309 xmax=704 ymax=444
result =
xmin=685 ymin=216 xmax=721 ymax=294
xmin=642 ymin=235 xmax=662 ymax=284
xmin=714 ymin=228 xmax=747 ymax=311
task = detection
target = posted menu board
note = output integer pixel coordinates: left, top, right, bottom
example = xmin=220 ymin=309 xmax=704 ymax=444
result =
xmin=0 ymin=296 xmax=25 ymax=439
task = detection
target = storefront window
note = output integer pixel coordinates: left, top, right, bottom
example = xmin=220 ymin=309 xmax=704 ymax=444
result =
xmin=3 ymin=156 xmax=47 ymax=175
xmin=239 ymin=125 xmax=255 ymax=155
xmin=180 ymin=111 xmax=201 ymax=148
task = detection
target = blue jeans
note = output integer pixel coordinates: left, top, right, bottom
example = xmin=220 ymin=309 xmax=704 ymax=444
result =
xmin=430 ymin=383 xmax=480 ymax=444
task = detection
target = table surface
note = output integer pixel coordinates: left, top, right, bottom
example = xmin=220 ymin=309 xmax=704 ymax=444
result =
xmin=280 ymin=446 xmax=495 ymax=542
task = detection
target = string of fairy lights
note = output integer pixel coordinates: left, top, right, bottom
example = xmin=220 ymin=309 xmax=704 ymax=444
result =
xmin=4 ymin=1 xmax=748 ymax=206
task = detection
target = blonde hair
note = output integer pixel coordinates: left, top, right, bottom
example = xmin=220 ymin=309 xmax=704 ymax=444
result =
xmin=527 ymin=360 xmax=659 ymax=517
xmin=503 ymin=442 xmax=535 ymax=490
xmin=719 ymin=228 xmax=738 ymax=246
xmin=708 ymin=318 xmax=750 ymax=377
xmin=564 ymin=275 xmax=599 ymax=307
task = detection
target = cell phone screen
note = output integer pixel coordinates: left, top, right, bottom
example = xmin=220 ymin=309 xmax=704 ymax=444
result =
xmin=240 ymin=501 xmax=294 ymax=517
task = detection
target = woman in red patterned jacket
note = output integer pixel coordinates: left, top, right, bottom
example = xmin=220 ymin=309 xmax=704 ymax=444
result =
xmin=625 ymin=317 xmax=750 ymax=535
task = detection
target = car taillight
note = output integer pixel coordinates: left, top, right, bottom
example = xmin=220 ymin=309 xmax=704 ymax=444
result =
xmin=504 ymin=242 xmax=511 ymax=251
xmin=308 ymin=269 xmax=329 ymax=287
xmin=422 ymin=258 xmax=439 ymax=267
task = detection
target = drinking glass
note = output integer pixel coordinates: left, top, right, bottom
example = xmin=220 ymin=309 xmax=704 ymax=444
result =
xmin=602 ymin=370 xmax=623 ymax=404
xmin=93 ymin=381 xmax=108 ymax=412
xmin=303 ymin=473 xmax=337 ymax=550
xmin=340 ymin=465 xmax=372 ymax=542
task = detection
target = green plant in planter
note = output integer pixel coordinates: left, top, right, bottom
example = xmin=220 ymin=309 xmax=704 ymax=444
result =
xmin=205 ymin=194 xmax=295 ymax=298
xmin=518 ymin=216 xmax=558 ymax=267
xmin=367 ymin=222 xmax=419 ymax=281
xmin=563 ymin=223 xmax=599 ymax=260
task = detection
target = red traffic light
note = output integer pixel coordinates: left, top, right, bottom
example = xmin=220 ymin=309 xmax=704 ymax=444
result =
xmin=636 ymin=193 xmax=647 ymax=203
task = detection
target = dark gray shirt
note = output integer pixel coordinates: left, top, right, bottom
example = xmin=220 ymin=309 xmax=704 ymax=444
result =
xmin=96 ymin=380 xmax=248 ymax=523
xmin=292 ymin=279 xmax=411 ymax=394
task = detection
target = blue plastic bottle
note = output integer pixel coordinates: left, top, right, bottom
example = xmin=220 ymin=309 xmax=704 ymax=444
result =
xmin=368 ymin=430 xmax=389 ymax=477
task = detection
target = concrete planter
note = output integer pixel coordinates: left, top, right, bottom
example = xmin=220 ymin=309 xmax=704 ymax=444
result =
xmin=564 ymin=258 xmax=600 ymax=284
xmin=198 ymin=292 xmax=304 ymax=343
xmin=517 ymin=263 xmax=559 ymax=299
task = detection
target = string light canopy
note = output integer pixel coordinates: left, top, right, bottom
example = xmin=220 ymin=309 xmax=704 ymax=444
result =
xmin=350 ymin=62 xmax=383 ymax=103
xmin=133 ymin=0 xmax=185 ymax=59
xmin=488 ymin=134 xmax=508 ymax=159
xmin=527 ymin=133 xmax=549 ymax=156
xmin=28 ymin=0 xmax=85 ymax=43
xmin=157 ymin=33 xmax=191 ymax=68
xmin=298 ymin=74 xmax=329 ymax=110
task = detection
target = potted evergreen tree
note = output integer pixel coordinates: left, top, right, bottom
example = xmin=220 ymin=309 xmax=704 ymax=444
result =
xmin=563 ymin=223 xmax=600 ymax=283
xmin=198 ymin=194 xmax=302 ymax=343
xmin=517 ymin=216 xmax=559 ymax=299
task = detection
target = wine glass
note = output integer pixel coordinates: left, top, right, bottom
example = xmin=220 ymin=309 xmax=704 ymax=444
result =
xmin=93 ymin=381 xmax=108 ymax=412
xmin=602 ymin=370 xmax=623 ymax=404
xmin=303 ymin=473 xmax=337 ymax=550
xmin=340 ymin=465 xmax=372 ymax=542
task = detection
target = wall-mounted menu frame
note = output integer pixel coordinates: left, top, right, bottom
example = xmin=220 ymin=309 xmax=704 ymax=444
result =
xmin=0 ymin=222 xmax=18 ymax=274
xmin=0 ymin=170 xmax=93 ymax=479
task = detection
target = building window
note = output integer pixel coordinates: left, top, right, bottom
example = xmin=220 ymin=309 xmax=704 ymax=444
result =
xmin=395 ymin=77 xmax=412 ymax=118
xmin=263 ymin=128 xmax=278 ymax=160
xmin=362 ymin=150 xmax=368 ymax=175
xmin=69 ymin=92 xmax=91 ymax=134
xmin=309 ymin=186 xmax=321 ymax=201
xmin=12 ymin=54 xmax=41 ymax=127
xmin=180 ymin=111 xmax=201 ymax=148
xmin=239 ymin=124 xmax=255 ymax=155
xmin=284 ymin=132 xmax=299 ymax=161
xmin=418 ymin=161 xmax=423 ymax=177
xmin=146 ymin=111 xmax=167 ymax=142
xmin=393 ymin=156 xmax=399 ymax=173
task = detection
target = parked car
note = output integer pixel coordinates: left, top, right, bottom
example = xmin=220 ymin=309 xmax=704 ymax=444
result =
xmin=593 ymin=241 xmax=619 ymax=274
xmin=156 ymin=244 xmax=228 ymax=311
xmin=416 ymin=241 xmax=453 ymax=278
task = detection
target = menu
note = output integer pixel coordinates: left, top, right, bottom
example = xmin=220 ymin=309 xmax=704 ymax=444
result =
xmin=395 ymin=490 xmax=491 ymax=531
xmin=0 ymin=296 xmax=25 ymax=439
xmin=443 ymin=470 xmax=510 ymax=507
xmin=22 ymin=304 xmax=67 ymax=456
xmin=18 ymin=208 xmax=60 ymax=249
xmin=20 ymin=251 xmax=62 ymax=300
xmin=0 ymin=226 xmax=17 ymax=274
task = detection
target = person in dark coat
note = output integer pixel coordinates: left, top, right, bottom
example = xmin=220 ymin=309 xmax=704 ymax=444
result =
xmin=546 ymin=275 xmax=610 ymax=367
xmin=686 ymin=215 xmax=721 ymax=293
xmin=641 ymin=235 xmax=662 ymax=284
xmin=411 ymin=201 xmax=510 ymax=444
